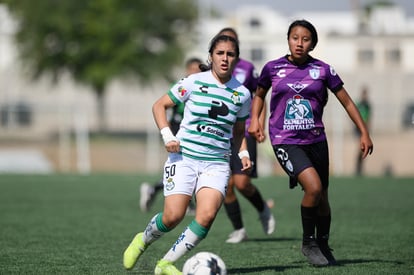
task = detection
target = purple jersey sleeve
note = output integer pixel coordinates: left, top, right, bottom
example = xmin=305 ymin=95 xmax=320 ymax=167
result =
xmin=233 ymin=58 xmax=258 ymax=136
xmin=259 ymin=56 xmax=344 ymax=145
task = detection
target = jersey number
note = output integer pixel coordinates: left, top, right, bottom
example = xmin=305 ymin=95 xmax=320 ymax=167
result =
xmin=164 ymin=164 xmax=176 ymax=178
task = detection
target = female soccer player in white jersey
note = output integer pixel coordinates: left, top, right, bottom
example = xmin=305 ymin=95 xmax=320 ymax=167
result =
xmin=123 ymin=34 xmax=252 ymax=275
xmin=249 ymin=20 xmax=373 ymax=267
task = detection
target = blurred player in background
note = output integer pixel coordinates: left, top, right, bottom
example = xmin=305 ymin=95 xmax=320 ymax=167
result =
xmin=139 ymin=57 xmax=202 ymax=214
xmin=248 ymin=20 xmax=373 ymax=266
xmin=354 ymin=86 xmax=372 ymax=176
xmin=217 ymin=27 xmax=275 ymax=244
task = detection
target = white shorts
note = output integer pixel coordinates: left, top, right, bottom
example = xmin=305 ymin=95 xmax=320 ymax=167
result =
xmin=162 ymin=153 xmax=230 ymax=198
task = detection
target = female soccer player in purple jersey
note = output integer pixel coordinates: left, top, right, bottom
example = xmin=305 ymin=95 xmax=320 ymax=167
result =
xmin=248 ymin=19 xmax=373 ymax=266
xmin=217 ymin=27 xmax=275 ymax=244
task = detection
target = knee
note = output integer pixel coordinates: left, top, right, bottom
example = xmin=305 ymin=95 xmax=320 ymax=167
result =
xmin=304 ymin=184 xmax=322 ymax=202
xmin=162 ymin=212 xmax=184 ymax=229
xmin=196 ymin=210 xmax=217 ymax=228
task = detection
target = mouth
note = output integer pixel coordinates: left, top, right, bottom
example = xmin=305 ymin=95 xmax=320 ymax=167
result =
xmin=294 ymin=49 xmax=304 ymax=55
xmin=221 ymin=63 xmax=229 ymax=70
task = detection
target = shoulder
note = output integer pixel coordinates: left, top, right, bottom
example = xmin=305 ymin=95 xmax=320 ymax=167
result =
xmin=228 ymin=77 xmax=250 ymax=94
xmin=308 ymin=57 xmax=341 ymax=78
xmin=263 ymin=56 xmax=289 ymax=69
xmin=237 ymin=58 xmax=255 ymax=70
xmin=308 ymin=57 xmax=336 ymax=72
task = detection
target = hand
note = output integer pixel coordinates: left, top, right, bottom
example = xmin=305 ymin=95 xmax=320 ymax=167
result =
xmin=248 ymin=120 xmax=265 ymax=143
xmin=240 ymin=157 xmax=252 ymax=173
xmin=165 ymin=140 xmax=180 ymax=153
xmin=360 ymin=134 xmax=373 ymax=159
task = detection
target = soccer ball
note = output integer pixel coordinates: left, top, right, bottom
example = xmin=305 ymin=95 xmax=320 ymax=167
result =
xmin=182 ymin=252 xmax=227 ymax=275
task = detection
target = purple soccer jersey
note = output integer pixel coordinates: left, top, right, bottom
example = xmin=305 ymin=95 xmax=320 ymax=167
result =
xmin=233 ymin=58 xmax=258 ymax=136
xmin=258 ymin=55 xmax=344 ymax=145
xmin=233 ymin=58 xmax=258 ymax=93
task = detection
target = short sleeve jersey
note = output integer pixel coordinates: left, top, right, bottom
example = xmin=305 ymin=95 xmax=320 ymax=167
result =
xmin=233 ymin=58 xmax=258 ymax=137
xmin=258 ymin=55 xmax=344 ymax=145
xmin=168 ymin=70 xmax=251 ymax=162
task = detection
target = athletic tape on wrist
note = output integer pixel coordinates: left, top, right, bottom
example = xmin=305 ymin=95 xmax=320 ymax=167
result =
xmin=160 ymin=127 xmax=178 ymax=145
xmin=238 ymin=150 xmax=250 ymax=160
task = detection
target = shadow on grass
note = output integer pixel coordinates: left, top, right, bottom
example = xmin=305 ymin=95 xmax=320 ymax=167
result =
xmin=245 ymin=237 xmax=300 ymax=242
xmin=336 ymin=258 xmax=404 ymax=266
xmin=228 ymin=264 xmax=302 ymax=274
xmin=228 ymin=258 xmax=406 ymax=273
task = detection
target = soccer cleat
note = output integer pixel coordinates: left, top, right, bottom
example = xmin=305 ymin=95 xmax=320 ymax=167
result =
xmin=317 ymin=240 xmax=338 ymax=265
xmin=154 ymin=259 xmax=182 ymax=275
xmin=140 ymin=182 xmax=155 ymax=212
xmin=301 ymin=239 xmax=329 ymax=266
xmin=259 ymin=204 xmax=276 ymax=235
xmin=226 ymin=228 xmax=248 ymax=243
xmin=123 ymin=232 xmax=147 ymax=270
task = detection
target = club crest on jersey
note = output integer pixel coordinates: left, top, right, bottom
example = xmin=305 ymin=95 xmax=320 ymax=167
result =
xmin=165 ymin=177 xmax=175 ymax=191
xmin=309 ymin=68 xmax=320 ymax=79
xmin=178 ymin=86 xmax=187 ymax=97
xmin=231 ymin=91 xmax=240 ymax=104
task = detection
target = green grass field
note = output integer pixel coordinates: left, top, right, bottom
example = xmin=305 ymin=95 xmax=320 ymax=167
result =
xmin=0 ymin=174 xmax=413 ymax=274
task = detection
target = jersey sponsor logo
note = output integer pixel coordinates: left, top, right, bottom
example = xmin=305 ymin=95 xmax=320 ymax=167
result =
xmin=208 ymin=101 xmax=229 ymax=119
xmin=309 ymin=68 xmax=320 ymax=79
xmin=283 ymin=94 xmax=315 ymax=130
xmin=199 ymin=85 xmax=208 ymax=93
xmin=276 ymin=69 xmax=286 ymax=78
xmin=197 ymin=124 xmax=224 ymax=137
xmin=287 ymin=82 xmax=309 ymax=93
xmin=178 ymin=86 xmax=187 ymax=97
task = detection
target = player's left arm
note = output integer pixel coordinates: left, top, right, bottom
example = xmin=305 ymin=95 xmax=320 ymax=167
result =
xmin=335 ymin=87 xmax=374 ymax=158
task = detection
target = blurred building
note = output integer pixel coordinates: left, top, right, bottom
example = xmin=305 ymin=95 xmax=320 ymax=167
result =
xmin=0 ymin=3 xmax=413 ymax=176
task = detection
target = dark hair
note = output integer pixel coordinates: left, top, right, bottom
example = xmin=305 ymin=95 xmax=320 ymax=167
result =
xmin=185 ymin=57 xmax=202 ymax=67
xmin=208 ymin=34 xmax=240 ymax=57
xmin=287 ymin=19 xmax=318 ymax=49
xmin=217 ymin=27 xmax=239 ymax=43
xmin=199 ymin=34 xmax=240 ymax=72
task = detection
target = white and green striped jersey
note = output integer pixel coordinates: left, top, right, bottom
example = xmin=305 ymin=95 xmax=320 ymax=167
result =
xmin=168 ymin=70 xmax=251 ymax=162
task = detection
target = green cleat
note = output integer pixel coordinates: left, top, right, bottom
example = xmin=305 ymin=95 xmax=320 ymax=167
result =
xmin=154 ymin=259 xmax=182 ymax=275
xmin=123 ymin=232 xmax=147 ymax=270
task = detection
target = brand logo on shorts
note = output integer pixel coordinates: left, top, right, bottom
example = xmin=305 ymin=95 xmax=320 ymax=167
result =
xmin=165 ymin=178 xmax=175 ymax=191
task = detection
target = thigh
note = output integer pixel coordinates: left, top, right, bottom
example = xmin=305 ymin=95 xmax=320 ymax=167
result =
xmin=306 ymin=141 xmax=330 ymax=189
xmin=273 ymin=144 xmax=312 ymax=178
xmin=197 ymin=161 xmax=230 ymax=198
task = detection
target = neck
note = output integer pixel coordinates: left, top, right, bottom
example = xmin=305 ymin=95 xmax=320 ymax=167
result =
xmin=288 ymin=55 xmax=309 ymax=65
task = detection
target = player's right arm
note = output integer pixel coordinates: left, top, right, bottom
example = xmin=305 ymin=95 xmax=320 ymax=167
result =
xmin=152 ymin=94 xmax=180 ymax=153
xmin=248 ymin=86 xmax=267 ymax=143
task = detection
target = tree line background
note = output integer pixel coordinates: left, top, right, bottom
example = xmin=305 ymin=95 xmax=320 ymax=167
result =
xmin=0 ymin=0 xmax=198 ymax=131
